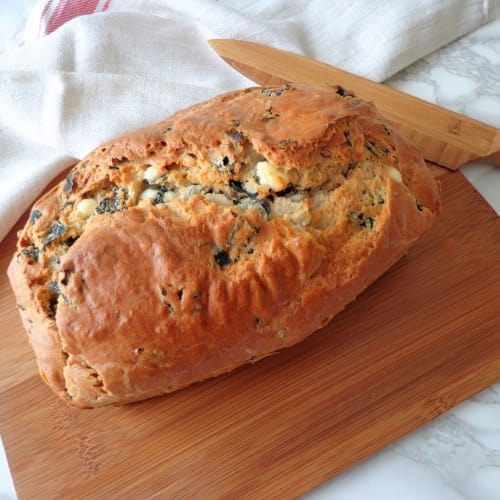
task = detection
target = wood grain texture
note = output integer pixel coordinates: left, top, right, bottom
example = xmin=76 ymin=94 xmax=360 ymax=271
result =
xmin=1 ymin=170 xmax=499 ymax=498
xmin=209 ymin=40 xmax=500 ymax=170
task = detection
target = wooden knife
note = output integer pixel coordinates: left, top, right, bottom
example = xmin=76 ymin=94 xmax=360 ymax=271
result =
xmin=209 ymin=39 xmax=500 ymax=170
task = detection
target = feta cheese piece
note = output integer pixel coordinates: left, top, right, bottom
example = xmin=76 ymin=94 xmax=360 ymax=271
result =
xmin=179 ymin=152 xmax=197 ymax=167
xmin=139 ymin=188 xmax=160 ymax=201
xmin=144 ymin=165 xmax=162 ymax=183
xmin=386 ymin=166 xmax=403 ymax=183
xmin=76 ymin=198 xmax=98 ymax=218
xmin=204 ymin=193 xmax=233 ymax=207
xmin=256 ymin=160 xmax=288 ymax=191
xmin=287 ymin=204 xmax=312 ymax=227
xmin=162 ymin=191 xmax=175 ymax=203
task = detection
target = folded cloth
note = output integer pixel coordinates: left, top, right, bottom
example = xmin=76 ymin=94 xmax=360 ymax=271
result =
xmin=1 ymin=0 xmax=499 ymax=242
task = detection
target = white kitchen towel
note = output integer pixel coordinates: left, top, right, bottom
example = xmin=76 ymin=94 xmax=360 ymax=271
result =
xmin=1 ymin=0 xmax=499 ymax=242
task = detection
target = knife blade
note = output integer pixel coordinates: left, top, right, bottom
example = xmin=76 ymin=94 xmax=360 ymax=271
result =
xmin=209 ymin=39 xmax=500 ymax=170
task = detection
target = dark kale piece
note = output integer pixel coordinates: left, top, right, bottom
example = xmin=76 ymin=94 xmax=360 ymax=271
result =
xmin=20 ymin=245 xmax=40 ymax=262
xmin=48 ymin=296 xmax=58 ymax=318
xmin=349 ymin=212 xmax=376 ymax=230
xmin=64 ymin=236 xmax=78 ymax=247
xmin=278 ymin=139 xmax=297 ymax=147
xmin=108 ymin=165 xmax=120 ymax=170
xmin=60 ymin=269 xmax=72 ymax=286
xmin=29 ymin=209 xmax=42 ymax=225
xmin=64 ymin=171 xmax=74 ymax=193
xmin=364 ymin=141 xmax=377 ymax=156
xmin=261 ymin=88 xmax=284 ymax=97
xmin=229 ymin=180 xmax=257 ymax=199
xmin=158 ymin=286 xmax=185 ymax=313
xmin=225 ymin=224 xmax=236 ymax=248
xmin=257 ymin=199 xmax=271 ymax=218
xmin=44 ymin=220 xmax=68 ymax=246
xmin=360 ymin=216 xmax=375 ymax=229
xmin=214 ymin=247 xmax=232 ymax=268
xmin=63 ymin=388 xmax=74 ymax=400
xmin=214 ymin=156 xmax=234 ymax=173
xmin=48 ymin=281 xmax=71 ymax=305
xmin=260 ymin=84 xmax=294 ymax=97
xmin=262 ymin=106 xmax=279 ymax=120
xmin=229 ymin=180 xmax=270 ymax=218
xmin=344 ymin=130 xmax=352 ymax=148
xmin=226 ymin=129 xmax=243 ymax=143
xmin=152 ymin=191 xmax=164 ymax=206
xmin=229 ymin=179 xmax=246 ymax=194
xmin=343 ymin=163 xmax=356 ymax=178
xmin=336 ymin=86 xmax=355 ymax=97
xmin=96 ymin=197 xmax=112 ymax=214
xmin=276 ymin=185 xmax=298 ymax=197
xmin=112 ymin=188 xmax=125 ymax=211
xmin=95 ymin=187 xmax=126 ymax=214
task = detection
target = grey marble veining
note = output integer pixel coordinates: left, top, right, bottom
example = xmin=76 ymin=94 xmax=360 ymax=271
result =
xmin=387 ymin=19 xmax=500 ymax=122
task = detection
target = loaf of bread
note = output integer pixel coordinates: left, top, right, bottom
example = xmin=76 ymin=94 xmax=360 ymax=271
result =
xmin=8 ymin=84 xmax=440 ymax=408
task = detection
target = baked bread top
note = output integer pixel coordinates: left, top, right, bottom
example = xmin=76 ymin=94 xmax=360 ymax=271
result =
xmin=8 ymin=84 xmax=440 ymax=408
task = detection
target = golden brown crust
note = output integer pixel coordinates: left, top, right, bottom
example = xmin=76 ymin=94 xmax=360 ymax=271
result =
xmin=7 ymin=84 xmax=440 ymax=408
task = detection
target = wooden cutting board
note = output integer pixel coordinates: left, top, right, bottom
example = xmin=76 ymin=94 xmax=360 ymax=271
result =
xmin=0 ymin=168 xmax=499 ymax=498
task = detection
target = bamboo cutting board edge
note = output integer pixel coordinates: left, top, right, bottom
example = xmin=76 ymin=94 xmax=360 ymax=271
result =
xmin=1 ymin=169 xmax=499 ymax=498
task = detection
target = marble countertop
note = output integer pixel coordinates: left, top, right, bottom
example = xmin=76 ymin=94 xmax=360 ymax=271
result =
xmin=0 ymin=5 xmax=499 ymax=500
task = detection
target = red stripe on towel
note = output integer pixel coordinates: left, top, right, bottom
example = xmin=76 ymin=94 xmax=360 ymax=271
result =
xmin=42 ymin=0 xmax=111 ymax=36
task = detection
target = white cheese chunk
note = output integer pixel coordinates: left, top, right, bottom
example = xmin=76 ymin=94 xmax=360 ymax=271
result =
xmin=255 ymin=160 xmax=289 ymax=192
xmin=162 ymin=191 xmax=175 ymax=203
xmin=144 ymin=166 xmax=162 ymax=183
xmin=76 ymin=198 xmax=98 ymax=218
xmin=139 ymin=188 xmax=160 ymax=201
xmin=179 ymin=152 xmax=197 ymax=167
xmin=287 ymin=204 xmax=312 ymax=227
xmin=272 ymin=197 xmax=312 ymax=228
xmin=387 ymin=166 xmax=403 ymax=183
xmin=204 ymin=193 xmax=233 ymax=207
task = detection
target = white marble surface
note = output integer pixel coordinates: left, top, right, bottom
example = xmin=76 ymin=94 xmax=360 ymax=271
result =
xmin=0 ymin=5 xmax=499 ymax=500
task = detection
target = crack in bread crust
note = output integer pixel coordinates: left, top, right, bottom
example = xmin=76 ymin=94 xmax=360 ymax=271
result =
xmin=7 ymin=84 xmax=440 ymax=408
